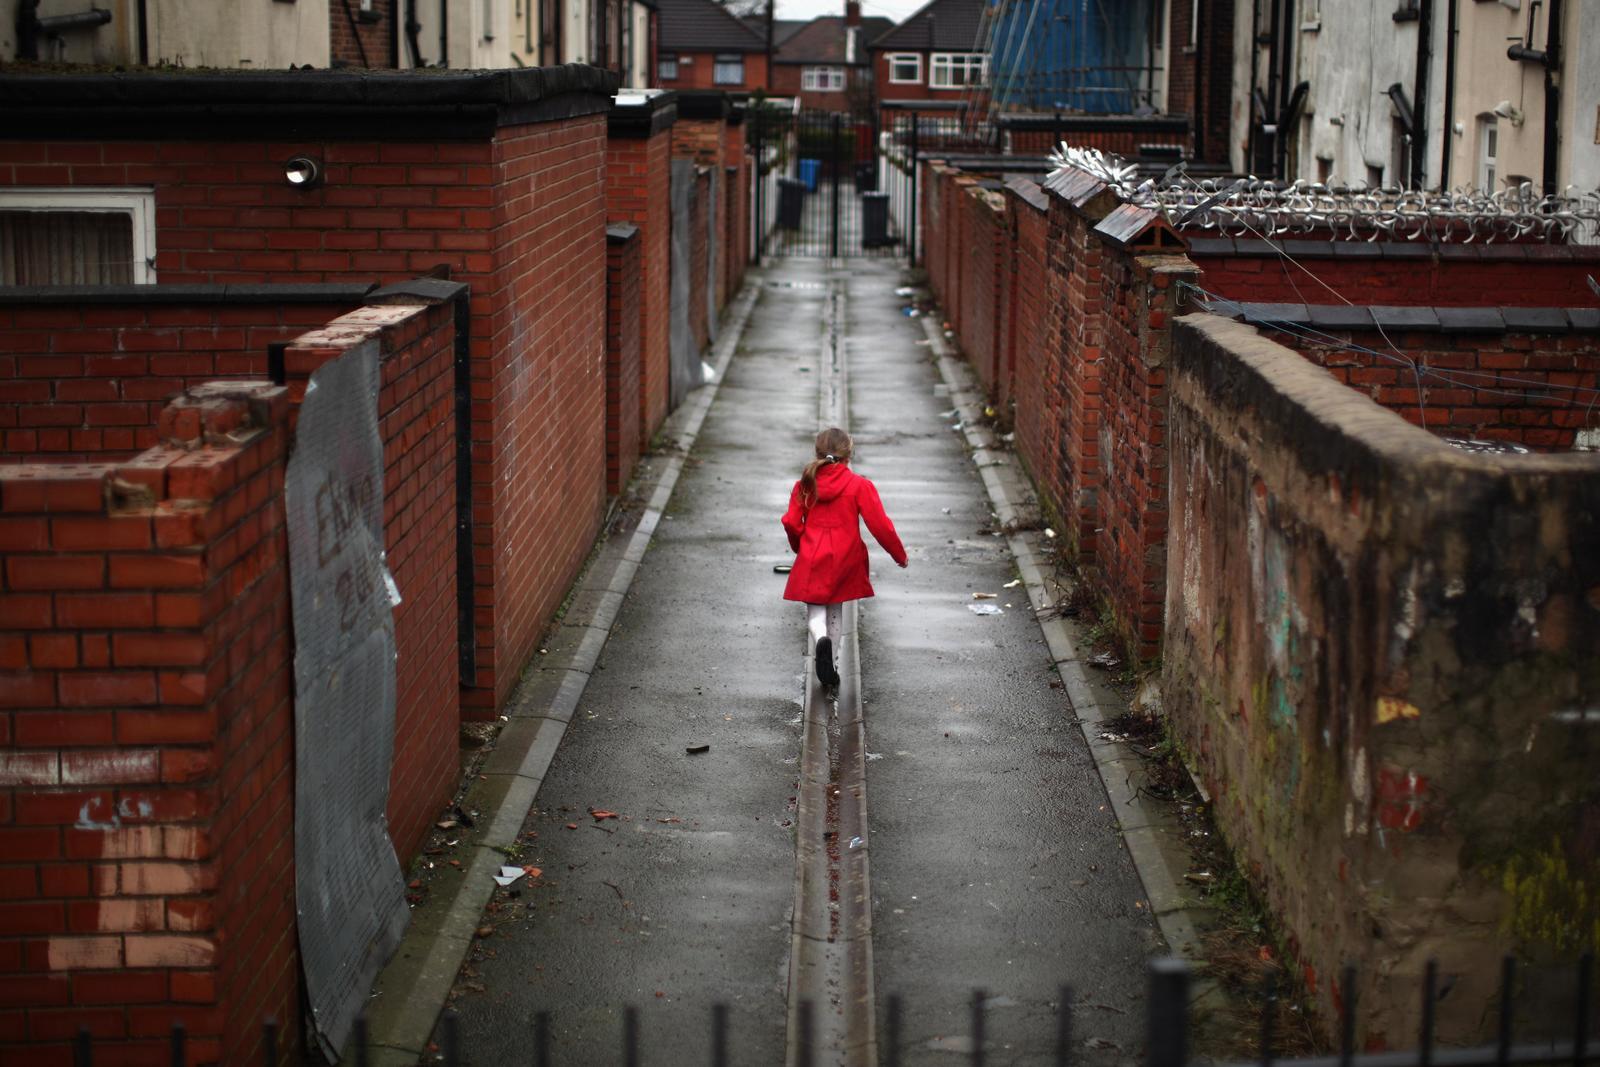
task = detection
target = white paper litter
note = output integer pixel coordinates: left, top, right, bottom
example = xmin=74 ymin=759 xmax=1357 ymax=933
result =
xmin=968 ymin=603 xmax=1003 ymax=616
xmin=492 ymin=866 xmax=526 ymax=888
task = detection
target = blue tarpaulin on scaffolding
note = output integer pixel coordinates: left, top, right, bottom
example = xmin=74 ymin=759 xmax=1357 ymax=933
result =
xmin=986 ymin=0 xmax=1158 ymax=114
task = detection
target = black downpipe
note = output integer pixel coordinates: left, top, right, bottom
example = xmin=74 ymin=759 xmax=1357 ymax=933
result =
xmin=339 ymin=0 xmax=372 ymax=67
xmin=390 ymin=0 xmax=400 ymax=68
xmin=137 ymin=0 xmax=149 ymax=64
xmin=1247 ymin=0 xmax=1261 ymax=173
xmin=1192 ymin=0 xmax=1205 ymax=160
xmin=451 ymin=289 xmax=477 ymax=683
xmin=1410 ymin=0 xmax=1431 ymax=189
xmin=406 ymin=0 xmax=426 ymax=64
xmin=1440 ymin=0 xmax=1457 ymax=188
xmin=1542 ymin=0 xmax=1562 ymax=195
xmin=439 ymin=0 xmax=449 ymax=67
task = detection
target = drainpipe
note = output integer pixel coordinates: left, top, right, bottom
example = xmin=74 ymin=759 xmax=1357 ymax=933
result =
xmin=406 ymin=0 xmax=426 ymax=64
xmin=440 ymin=0 xmax=449 ymax=67
xmin=1440 ymin=0 xmax=1456 ymax=188
xmin=137 ymin=0 xmax=149 ymax=64
xmin=1542 ymin=0 xmax=1562 ymax=194
xmin=389 ymin=0 xmax=400 ymax=67
xmin=1409 ymin=0 xmax=1431 ymax=190
xmin=1190 ymin=0 xmax=1205 ymax=158
xmin=1247 ymin=0 xmax=1261 ymax=172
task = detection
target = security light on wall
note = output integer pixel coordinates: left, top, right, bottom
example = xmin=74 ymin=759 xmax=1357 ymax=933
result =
xmin=284 ymin=156 xmax=324 ymax=188
xmin=1492 ymin=100 xmax=1525 ymax=126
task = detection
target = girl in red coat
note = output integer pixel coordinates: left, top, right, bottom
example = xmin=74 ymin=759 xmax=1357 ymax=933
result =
xmin=782 ymin=427 xmax=908 ymax=686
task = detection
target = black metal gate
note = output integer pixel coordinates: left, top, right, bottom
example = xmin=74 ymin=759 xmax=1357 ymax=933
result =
xmin=749 ymin=104 xmax=916 ymax=261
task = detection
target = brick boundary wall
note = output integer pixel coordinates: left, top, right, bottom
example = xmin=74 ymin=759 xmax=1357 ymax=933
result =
xmin=1000 ymin=179 xmax=1047 ymax=449
xmin=0 ymin=66 xmax=620 ymax=718
xmin=688 ymin=169 xmax=711 ymax=358
xmin=329 ymin=0 xmax=396 ymax=69
xmin=956 ymin=184 xmax=1007 ymax=400
xmin=1190 ymin=239 xmax=1600 ymax=308
xmin=605 ymin=226 xmax=644 ymax=496
xmin=607 ymin=93 xmax=678 ymax=442
xmin=277 ymin=299 xmax=463 ymax=863
xmin=1095 ymin=247 xmax=1197 ymax=660
xmin=0 ymin=382 xmax=296 ymax=1066
xmin=1207 ymin=305 xmax=1600 ymax=450
xmin=1165 ymin=313 xmax=1600 ymax=1045
xmin=0 ymin=290 xmax=370 ymax=462
xmin=1005 ymin=124 xmax=1190 ymax=158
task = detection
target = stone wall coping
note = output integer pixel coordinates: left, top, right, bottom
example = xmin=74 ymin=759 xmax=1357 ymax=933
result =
xmin=0 ymin=64 xmax=620 ymax=141
xmin=1203 ymin=299 xmax=1600 ymax=335
xmin=1175 ymin=313 xmax=1600 ymax=477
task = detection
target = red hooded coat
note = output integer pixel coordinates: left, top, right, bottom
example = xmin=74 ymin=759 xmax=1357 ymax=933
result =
xmin=781 ymin=463 xmax=907 ymax=604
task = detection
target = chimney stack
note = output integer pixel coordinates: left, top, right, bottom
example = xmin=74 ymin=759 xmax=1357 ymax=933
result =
xmin=846 ymin=0 xmax=861 ymax=26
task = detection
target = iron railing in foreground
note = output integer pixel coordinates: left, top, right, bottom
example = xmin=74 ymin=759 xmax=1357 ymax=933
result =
xmin=67 ymin=954 xmax=1594 ymax=1066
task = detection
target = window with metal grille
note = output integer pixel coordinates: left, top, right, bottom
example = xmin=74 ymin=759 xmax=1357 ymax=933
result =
xmin=0 ymin=188 xmax=155 ymax=285
xmin=887 ymin=53 xmax=920 ymax=83
xmin=928 ymin=52 xmax=986 ymax=89
xmin=713 ymin=53 xmax=744 ymax=85
xmin=802 ymin=66 xmax=846 ymax=91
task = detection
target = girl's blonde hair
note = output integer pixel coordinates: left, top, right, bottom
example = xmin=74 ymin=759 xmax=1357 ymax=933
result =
xmin=799 ymin=427 xmax=853 ymax=507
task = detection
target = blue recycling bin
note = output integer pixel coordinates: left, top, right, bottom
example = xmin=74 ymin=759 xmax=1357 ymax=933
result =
xmin=798 ymin=158 xmax=821 ymax=192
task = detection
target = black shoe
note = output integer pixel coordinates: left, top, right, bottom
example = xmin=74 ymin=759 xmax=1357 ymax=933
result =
xmin=815 ymin=637 xmax=839 ymax=687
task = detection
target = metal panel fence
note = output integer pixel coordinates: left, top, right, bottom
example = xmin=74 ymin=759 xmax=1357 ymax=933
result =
xmin=67 ymin=955 xmax=1594 ymax=1066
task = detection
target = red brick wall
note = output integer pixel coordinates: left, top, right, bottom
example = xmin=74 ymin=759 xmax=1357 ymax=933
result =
xmin=920 ymin=162 xmax=948 ymax=301
xmin=607 ymin=123 xmax=675 ymax=439
xmin=655 ymin=52 xmax=769 ymax=93
xmin=1192 ymin=247 xmax=1600 ymax=308
xmin=871 ymin=52 xmax=967 ymax=104
xmin=956 ymin=185 xmax=1006 ymax=399
xmin=673 ymin=117 xmax=726 ymax=167
xmin=1001 ymin=187 xmax=1047 ymax=423
xmin=721 ymin=118 xmax=748 ymax=307
xmin=0 ymin=382 xmax=296 ymax=1067
xmin=0 ymin=300 xmax=362 ymax=463
xmin=1 ymin=116 xmax=612 ymax=716
xmin=1163 ymin=0 xmax=1233 ymax=164
xmin=1095 ymin=253 xmax=1197 ymax=661
xmin=689 ymin=170 xmax=710 ymax=357
xmin=1006 ymin=125 xmax=1188 ymax=157
xmin=330 ymin=0 xmax=396 ymax=68
xmin=1269 ymin=325 xmax=1600 ymax=450
xmin=278 ymin=302 xmax=462 ymax=862
xmin=474 ymin=117 xmax=610 ymax=716
xmin=605 ymin=231 xmax=644 ymax=495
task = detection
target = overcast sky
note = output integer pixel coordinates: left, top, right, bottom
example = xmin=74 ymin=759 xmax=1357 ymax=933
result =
xmin=774 ymin=0 xmax=926 ymax=23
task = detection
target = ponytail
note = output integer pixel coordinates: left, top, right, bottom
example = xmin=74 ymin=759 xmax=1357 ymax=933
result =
xmin=799 ymin=427 xmax=853 ymax=507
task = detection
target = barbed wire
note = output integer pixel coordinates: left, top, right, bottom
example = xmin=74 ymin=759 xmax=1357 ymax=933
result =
xmin=1048 ymin=145 xmax=1600 ymax=244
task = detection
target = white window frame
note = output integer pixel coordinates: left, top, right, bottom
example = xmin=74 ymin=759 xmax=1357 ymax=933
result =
xmin=802 ymin=65 xmax=846 ymax=92
xmin=0 ymin=187 xmax=157 ymax=285
xmin=928 ymin=52 xmax=987 ymax=90
xmin=657 ymin=51 xmax=679 ymax=80
xmin=886 ymin=52 xmax=921 ymax=84
xmin=1478 ymin=116 xmax=1499 ymax=193
xmin=712 ymin=52 xmax=744 ymax=85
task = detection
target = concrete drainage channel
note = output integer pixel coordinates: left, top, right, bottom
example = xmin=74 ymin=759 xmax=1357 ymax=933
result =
xmin=786 ymin=273 xmax=877 ymax=1067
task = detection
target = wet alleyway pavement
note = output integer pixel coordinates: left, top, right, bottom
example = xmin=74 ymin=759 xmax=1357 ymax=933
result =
xmin=443 ymin=257 xmax=1161 ymax=1065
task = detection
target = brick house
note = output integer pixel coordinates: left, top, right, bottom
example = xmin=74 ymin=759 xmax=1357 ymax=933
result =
xmin=768 ymin=2 xmax=892 ymax=115
xmin=651 ymin=0 xmax=769 ymax=93
xmin=867 ymin=0 xmax=986 ymax=114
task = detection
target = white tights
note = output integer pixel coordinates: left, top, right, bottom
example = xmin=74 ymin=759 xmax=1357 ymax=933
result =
xmin=806 ymin=603 xmax=841 ymax=647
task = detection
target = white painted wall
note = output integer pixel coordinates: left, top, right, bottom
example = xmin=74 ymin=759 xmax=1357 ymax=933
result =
xmin=1442 ymin=0 xmax=1546 ymax=193
xmin=1560 ymin=0 xmax=1600 ymax=194
xmin=1293 ymin=0 xmax=1422 ymax=187
xmin=2 ymin=0 xmax=329 ymax=67
xmin=1228 ymin=1 xmax=1255 ymax=174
